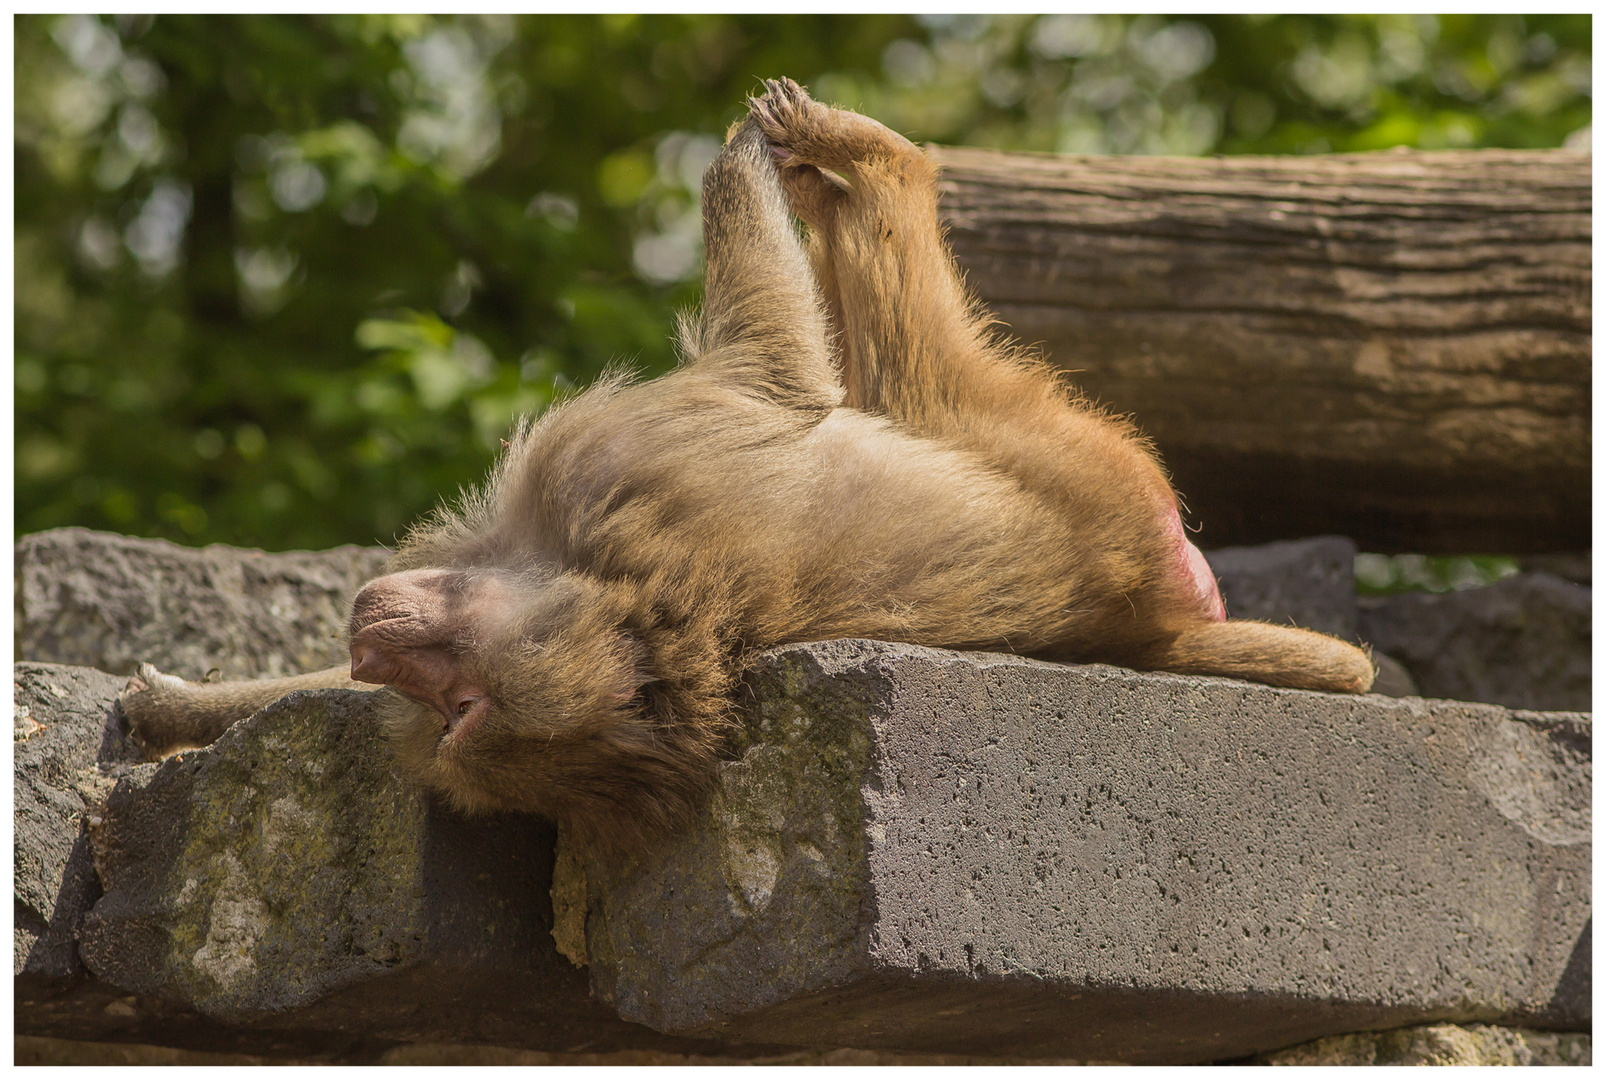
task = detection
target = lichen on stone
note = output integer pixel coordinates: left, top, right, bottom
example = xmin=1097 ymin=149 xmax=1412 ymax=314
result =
xmin=1258 ymin=1022 xmax=1592 ymax=1066
xmin=143 ymin=691 xmax=430 ymax=1018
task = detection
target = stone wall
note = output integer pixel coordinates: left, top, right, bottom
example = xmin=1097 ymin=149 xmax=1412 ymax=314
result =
xmin=13 ymin=530 xmax=1591 ymax=1064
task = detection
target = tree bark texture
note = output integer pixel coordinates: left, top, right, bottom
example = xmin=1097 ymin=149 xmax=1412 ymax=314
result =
xmin=931 ymin=146 xmax=1590 ymax=554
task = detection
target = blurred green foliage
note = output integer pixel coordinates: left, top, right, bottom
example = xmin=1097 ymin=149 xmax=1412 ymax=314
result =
xmin=15 ymin=14 xmax=1591 ymax=551
xmin=1354 ymin=554 xmax=1522 ymax=596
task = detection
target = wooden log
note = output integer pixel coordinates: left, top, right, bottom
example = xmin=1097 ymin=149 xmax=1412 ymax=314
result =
xmin=932 ymin=146 xmax=1590 ymax=555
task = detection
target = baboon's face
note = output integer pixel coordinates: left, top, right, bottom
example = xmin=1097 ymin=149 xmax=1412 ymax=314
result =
xmin=350 ymin=568 xmax=648 ymax=815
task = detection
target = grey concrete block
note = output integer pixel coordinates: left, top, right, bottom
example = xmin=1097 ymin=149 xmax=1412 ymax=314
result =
xmin=1204 ymin=536 xmax=1358 ymax=641
xmin=569 ymin=640 xmax=1589 ymax=1064
xmin=1359 ymin=572 xmax=1591 ymax=712
xmin=51 ymin=677 xmax=773 ymax=1059
xmin=14 ymin=662 xmax=404 ymax=1061
xmin=16 ymin=640 xmax=1591 ymax=1063
xmin=15 ymin=527 xmax=389 ymax=681
xmin=14 ymin=663 xmax=144 ymax=981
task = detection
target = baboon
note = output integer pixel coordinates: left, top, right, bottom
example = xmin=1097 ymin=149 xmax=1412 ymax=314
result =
xmin=121 ymin=80 xmax=1373 ymax=852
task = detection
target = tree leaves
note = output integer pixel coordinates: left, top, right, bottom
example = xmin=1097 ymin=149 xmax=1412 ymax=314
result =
xmin=15 ymin=15 xmax=1590 ymax=549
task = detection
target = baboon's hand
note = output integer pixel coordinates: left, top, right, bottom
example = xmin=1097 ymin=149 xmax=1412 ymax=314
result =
xmin=120 ymin=662 xmax=368 ymax=759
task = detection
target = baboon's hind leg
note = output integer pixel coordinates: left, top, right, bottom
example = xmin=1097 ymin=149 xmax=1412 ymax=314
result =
xmin=749 ymin=78 xmax=996 ymax=435
xmin=750 ymin=81 xmax=1376 ymax=693
xmin=751 ymin=79 xmax=1179 ymax=547
xmin=750 ymin=80 xmax=1219 ymax=635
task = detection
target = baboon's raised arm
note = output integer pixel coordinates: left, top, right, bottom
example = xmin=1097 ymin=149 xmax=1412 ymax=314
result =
xmin=679 ymin=117 xmax=840 ymax=416
xmin=122 ymin=82 xmax=1373 ymax=853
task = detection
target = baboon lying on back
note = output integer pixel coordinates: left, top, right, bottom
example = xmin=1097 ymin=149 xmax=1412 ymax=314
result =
xmin=122 ymin=80 xmax=1373 ymax=852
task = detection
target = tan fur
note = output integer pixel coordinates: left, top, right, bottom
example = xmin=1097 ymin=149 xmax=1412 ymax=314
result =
xmin=121 ymin=662 xmax=364 ymax=753
xmin=122 ymin=82 xmax=1374 ymax=854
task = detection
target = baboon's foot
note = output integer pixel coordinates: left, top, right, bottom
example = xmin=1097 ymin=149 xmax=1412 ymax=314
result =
xmin=747 ymin=78 xmax=931 ymax=230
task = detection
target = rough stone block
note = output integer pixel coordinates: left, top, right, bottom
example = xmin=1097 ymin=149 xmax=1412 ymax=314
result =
xmin=566 ymin=640 xmax=1589 ymax=1064
xmin=14 ymin=527 xmax=389 ymax=681
xmin=14 ymin=663 xmax=143 ymax=981
xmin=1255 ymin=1022 xmax=1592 ymax=1066
xmin=17 ymin=668 xmax=763 ymax=1059
xmin=1521 ymin=552 xmax=1590 ymax=586
xmin=1204 ymin=536 xmax=1359 ymax=641
xmin=9 ymin=1023 xmax=1594 ymax=1066
xmin=14 ymin=641 xmax=1591 ymax=1062
xmin=1358 ymin=572 xmax=1591 ymax=712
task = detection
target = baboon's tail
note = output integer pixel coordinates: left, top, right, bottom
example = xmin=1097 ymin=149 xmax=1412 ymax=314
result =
xmin=1148 ymin=620 xmax=1375 ymax=694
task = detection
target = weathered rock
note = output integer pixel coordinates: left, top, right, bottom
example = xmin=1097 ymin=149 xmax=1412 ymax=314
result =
xmin=14 ymin=663 xmax=144 ymax=981
xmin=13 ymin=1024 xmax=1593 ymax=1066
xmin=1358 ymin=572 xmax=1591 ymax=712
xmin=1366 ymin=653 xmax=1419 ymax=698
xmin=1201 ymin=538 xmax=1418 ymax=697
xmin=13 ymin=1032 xmax=1096 ymax=1065
xmin=567 ymin=640 xmax=1589 ymax=1064
xmin=14 ymin=527 xmax=389 ymax=681
xmin=57 ymin=679 xmax=775 ymax=1058
xmin=1522 ymin=552 xmax=1590 ymax=586
xmin=15 ymin=661 xmax=402 ymax=1060
xmin=1255 ymin=1022 xmax=1592 ymax=1066
xmin=16 ymin=642 xmax=1591 ymax=1063
xmin=1204 ymin=536 xmax=1359 ymax=641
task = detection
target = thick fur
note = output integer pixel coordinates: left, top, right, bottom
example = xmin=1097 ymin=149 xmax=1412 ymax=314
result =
xmin=122 ymin=82 xmax=1373 ymax=854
